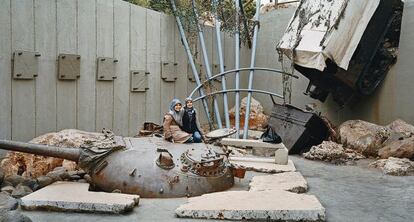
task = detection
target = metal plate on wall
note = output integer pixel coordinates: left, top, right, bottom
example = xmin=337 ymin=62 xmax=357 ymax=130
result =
xmin=58 ymin=54 xmax=81 ymax=80
xmin=188 ymin=63 xmax=203 ymax=82
xmin=12 ymin=50 xmax=40 ymax=80
xmin=97 ymin=57 xmax=118 ymax=81
xmin=161 ymin=61 xmax=177 ymax=82
xmin=130 ymin=70 xmax=149 ymax=92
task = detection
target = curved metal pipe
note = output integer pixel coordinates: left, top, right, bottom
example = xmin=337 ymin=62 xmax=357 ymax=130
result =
xmin=189 ymin=67 xmax=298 ymax=98
xmin=0 ymin=140 xmax=80 ymax=162
xmin=193 ymin=89 xmax=283 ymax=102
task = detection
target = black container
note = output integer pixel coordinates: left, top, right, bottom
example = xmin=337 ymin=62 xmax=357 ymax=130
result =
xmin=268 ymin=104 xmax=329 ymax=154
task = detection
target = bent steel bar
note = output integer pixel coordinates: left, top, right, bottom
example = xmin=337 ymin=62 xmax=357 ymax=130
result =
xmin=243 ymin=0 xmax=261 ymax=139
xmin=192 ymin=0 xmax=222 ymax=129
xmin=213 ymin=0 xmax=230 ymax=129
xmin=234 ymin=0 xmax=241 ymax=138
xmin=193 ymin=89 xmax=283 ymax=102
xmin=189 ymin=67 xmax=298 ymax=98
xmin=170 ymin=0 xmax=213 ymax=128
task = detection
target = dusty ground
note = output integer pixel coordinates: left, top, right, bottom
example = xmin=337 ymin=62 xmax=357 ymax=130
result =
xmin=18 ymin=156 xmax=414 ymax=222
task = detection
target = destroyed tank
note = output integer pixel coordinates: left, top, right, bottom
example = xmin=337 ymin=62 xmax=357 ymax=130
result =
xmin=0 ymin=137 xmax=235 ymax=198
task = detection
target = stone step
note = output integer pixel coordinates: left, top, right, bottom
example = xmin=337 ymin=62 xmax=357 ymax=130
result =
xmin=176 ymin=190 xmax=325 ymax=221
xmin=21 ymin=182 xmax=139 ymax=214
xmin=249 ymin=172 xmax=308 ymax=193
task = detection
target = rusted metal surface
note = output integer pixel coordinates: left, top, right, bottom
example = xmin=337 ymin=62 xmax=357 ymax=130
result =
xmin=91 ymin=137 xmax=234 ymax=198
xmin=0 ymin=137 xmax=235 ymax=198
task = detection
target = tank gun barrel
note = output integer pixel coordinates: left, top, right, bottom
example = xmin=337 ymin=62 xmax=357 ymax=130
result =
xmin=0 ymin=140 xmax=80 ymax=162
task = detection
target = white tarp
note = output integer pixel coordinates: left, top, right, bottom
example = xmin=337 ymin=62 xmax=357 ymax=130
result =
xmin=277 ymin=0 xmax=380 ymax=71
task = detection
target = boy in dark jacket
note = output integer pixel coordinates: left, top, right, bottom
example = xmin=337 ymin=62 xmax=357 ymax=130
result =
xmin=182 ymin=98 xmax=205 ymax=143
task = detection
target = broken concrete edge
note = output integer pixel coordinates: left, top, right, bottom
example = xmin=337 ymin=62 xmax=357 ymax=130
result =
xmin=175 ymin=191 xmax=326 ymax=222
xmin=221 ymin=138 xmax=286 ymax=149
xmin=249 ymin=172 xmax=308 ymax=194
xmin=20 ymin=200 xmax=138 ymax=214
xmin=20 ymin=182 xmax=139 ymax=214
xmin=229 ymin=159 xmax=296 ymax=174
xmin=175 ymin=209 xmax=326 ymax=222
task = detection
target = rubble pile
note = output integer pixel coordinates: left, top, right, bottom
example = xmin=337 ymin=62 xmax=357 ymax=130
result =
xmin=229 ymin=97 xmax=269 ymax=130
xmin=303 ymin=141 xmax=364 ymax=164
xmin=0 ymin=166 xmax=90 ymax=220
xmin=1 ymin=129 xmax=116 ymax=178
xmin=369 ymin=157 xmax=414 ymax=176
xmin=338 ymin=120 xmax=390 ymax=157
xmin=304 ymin=119 xmax=414 ymax=175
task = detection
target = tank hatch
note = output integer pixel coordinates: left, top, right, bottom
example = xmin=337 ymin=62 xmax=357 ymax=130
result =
xmin=180 ymin=146 xmax=226 ymax=177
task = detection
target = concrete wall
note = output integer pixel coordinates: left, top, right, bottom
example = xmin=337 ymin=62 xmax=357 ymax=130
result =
xmin=0 ymin=0 xmax=245 ymax=142
xmin=254 ymin=1 xmax=414 ymax=126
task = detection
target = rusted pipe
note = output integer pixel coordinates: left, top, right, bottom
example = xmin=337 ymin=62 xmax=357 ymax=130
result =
xmin=0 ymin=140 xmax=80 ymax=162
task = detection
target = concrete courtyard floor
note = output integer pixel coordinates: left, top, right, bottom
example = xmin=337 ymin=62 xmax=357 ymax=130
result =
xmin=19 ymin=156 xmax=414 ymax=222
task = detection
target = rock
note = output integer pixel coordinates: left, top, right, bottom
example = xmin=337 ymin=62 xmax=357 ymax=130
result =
xmin=21 ymin=182 xmax=139 ymax=214
xmin=62 ymin=160 xmax=77 ymax=171
xmin=11 ymin=185 xmax=33 ymax=199
xmin=229 ymin=97 xmax=269 ymax=130
xmin=0 ymin=210 xmax=32 ymax=222
xmin=0 ymin=181 xmax=12 ymax=188
xmin=0 ymin=129 xmax=117 ymax=178
xmin=338 ymin=120 xmax=389 ymax=157
xmin=303 ymin=141 xmax=364 ymax=164
xmin=386 ymin=119 xmax=414 ymax=137
xmin=0 ymin=186 xmax=15 ymax=194
xmin=249 ymin=172 xmax=308 ymax=193
xmin=19 ymin=179 xmax=39 ymax=192
xmin=369 ymin=157 xmax=414 ymax=176
xmin=0 ymin=168 xmax=4 ymax=185
xmin=378 ymin=136 xmax=414 ymax=159
xmin=46 ymin=168 xmax=69 ymax=181
xmin=4 ymin=175 xmax=25 ymax=187
xmin=69 ymin=175 xmax=81 ymax=180
xmin=84 ymin=174 xmax=92 ymax=183
xmin=175 ymin=190 xmax=325 ymax=221
xmin=36 ymin=176 xmax=54 ymax=189
xmin=0 ymin=192 xmax=18 ymax=211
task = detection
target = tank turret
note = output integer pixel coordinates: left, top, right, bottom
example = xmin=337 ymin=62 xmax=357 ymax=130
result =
xmin=0 ymin=137 xmax=235 ymax=198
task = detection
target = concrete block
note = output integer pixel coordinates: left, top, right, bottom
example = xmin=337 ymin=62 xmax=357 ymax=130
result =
xmin=221 ymin=138 xmax=285 ymax=149
xmin=229 ymin=158 xmax=296 ymax=173
xmin=249 ymin=172 xmax=308 ymax=193
xmin=21 ymin=182 xmax=139 ymax=213
xmin=275 ymin=146 xmax=289 ymax=165
xmin=176 ymin=190 xmax=325 ymax=221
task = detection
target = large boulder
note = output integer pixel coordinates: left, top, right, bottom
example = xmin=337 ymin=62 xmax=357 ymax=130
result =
xmin=0 ymin=210 xmax=32 ymax=222
xmin=378 ymin=136 xmax=414 ymax=160
xmin=229 ymin=97 xmax=268 ymax=130
xmin=369 ymin=157 xmax=414 ymax=176
xmin=303 ymin=141 xmax=364 ymax=164
xmin=386 ymin=119 xmax=414 ymax=137
xmin=338 ymin=120 xmax=389 ymax=157
xmin=0 ymin=129 xmax=116 ymax=178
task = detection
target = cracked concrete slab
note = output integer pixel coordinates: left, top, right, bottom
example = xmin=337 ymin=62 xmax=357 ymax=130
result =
xmin=176 ymin=190 xmax=325 ymax=221
xmin=249 ymin=172 xmax=308 ymax=193
xmin=21 ymin=182 xmax=139 ymax=214
xmin=230 ymin=158 xmax=296 ymax=173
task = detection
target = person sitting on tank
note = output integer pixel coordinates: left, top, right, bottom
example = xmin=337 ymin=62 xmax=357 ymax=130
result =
xmin=163 ymin=99 xmax=193 ymax=143
xmin=181 ymin=97 xmax=206 ymax=143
